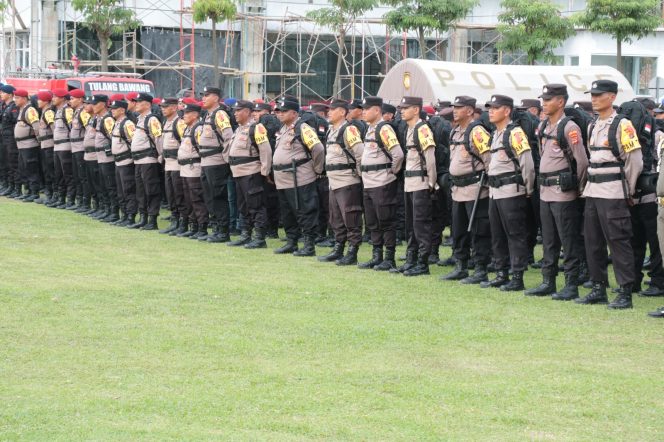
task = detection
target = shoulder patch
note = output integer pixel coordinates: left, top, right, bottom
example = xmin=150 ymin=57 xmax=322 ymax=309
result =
xmin=104 ymin=116 xmax=115 ymax=134
xmin=44 ymin=109 xmax=55 ymax=125
xmin=509 ymin=127 xmax=531 ymax=155
xmin=125 ymin=120 xmax=136 ymax=139
xmin=80 ymin=110 xmax=91 ymax=127
xmin=620 ymin=119 xmax=641 ymax=153
xmin=471 ymin=126 xmax=491 ymax=154
xmin=345 ymin=125 xmax=362 ymax=147
xmin=379 ymin=125 xmax=399 ymax=151
xmin=299 ymin=124 xmax=320 ymax=150
xmin=176 ymin=119 xmax=187 ymax=139
xmin=568 ymin=129 xmax=579 ymax=145
xmin=215 ymin=110 xmax=231 ymax=131
xmin=150 ymin=117 xmax=162 ymax=137
xmin=26 ymin=107 xmax=39 ymax=125
xmin=65 ymin=107 xmax=74 ymax=124
xmin=253 ymin=123 xmax=268 ymax=145
xmin=417 ymin=125 xmax=435 ymax=150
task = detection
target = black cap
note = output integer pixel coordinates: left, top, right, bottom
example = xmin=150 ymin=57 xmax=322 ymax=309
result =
xmin=135 ymin=93 xmax=153 ymax=103
xmin=203 ymin=86 xmax=221 ymax=96
xmin=361 ymin=96 xmax=383 ymax=109
xmin=435 ymin=100 xmax=452 ymax=110
xmin=183 ymin=103 xmax=201 ymax=113
xmin=520 ymin=98 xmax=542 ymax=109
xmin=160 ymin=97 xmax=178 ymax=106
xmin=399 ymin=96 xmax=423 ymax=109
xmin=485 ymin=94 xmax=514 ymax=108
xmin=382 ymin=103 xmax=396 ymax=114
xmin=573 ymin=101 xmax=593 ymax=113
xmin=91 ymin=94 xmax=109 ymax=104
xmin=274 ymin=97 xmax=300 ymax=112
xmin=452 ymin=96 xmax=476 ymax=108
xmin=329 ymin=99 xmax=349 ymax=111
xmin=109 ymin=100 xmax=128 ymax=110
xmin=253 ymin=102 xmax=272 ymax=112
xmin=84 ymin=96 xmax=94 ymax=104
xmin=310 ymin=103 xmax=329 ymax=113
xmin=636 ymin=97 xmax=657 ymax=111
xmin=232 ymin=99 xmax=254 ymax=110
xmin=539 ymin=84 xmax=567 ymax=100
xmin=586 ymin=80 xmax=618 ymax=94
xmin=349 ymin=99 xmax=363 ymax=109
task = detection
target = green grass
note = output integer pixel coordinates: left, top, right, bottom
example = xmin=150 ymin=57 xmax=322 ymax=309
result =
xmin=1 ymin=197 xmax=663 ymax=441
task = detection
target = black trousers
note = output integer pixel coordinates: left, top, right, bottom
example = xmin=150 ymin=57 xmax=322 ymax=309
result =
xmin=584 ymin=197 xmax=635 ymax=286
xmin=0 ymin=140 xmax=6 ymax=183
xmin=134 ymin=163 xmax=162 ymax=216
xmin=631 ymin=201 xmax=664 ymax=288
xmin=54 ymin=150 xmax=75 ymax=199
xmin=316 ymin=176 xmax=331 ymax=237
xmin=18 ymin=147 xmax=40 ymax=193
xmin=201 ymin=164 xmax=230 ymax=229
xmin=452 ymin=197 xmax=491 ymax=266
xmin=182 ymin=176 xmax=208 ymax=225
xmin=235 ymin=173 xmax=268 ymax=232
xmin=363 ymin=180 xmax=398 ymax=248
xmin=539 ymin=199 xmax=584 ymax=278
xmin=115 ymin=164 xmax=137 ymax=216
xmin=165 ymin=170 xmax=187 ymax=219
xmin=278 ymin=181 xmax=319 ymax=241
xmin=329 ymin=182 xmax=363 ymax=246
xmin=396 ymin=174 xmax=406 ymax=239
xmin=489 ymin=195 xmax=529 ymax=272
xmin=98 ymin=162 xmax=118 ymax=211
xmin=40 ymin=148 xmax=55 ymax=193
xmin=405 ymin=189 xmax=433 ymax=259
xmin=72 ymin=151 xmax=88 ymax=201
xmin=85 ymin=160 xmax=101 ymax=203
xmin=263 ymin=175 xmax=280 ymax=232
xmin=431 ymin=186 xmax=448 ymax=252
xmin=5 ymin=137 xmax=19 ymax=187
xmin=527 ymin=186 xmax=541 ymax=255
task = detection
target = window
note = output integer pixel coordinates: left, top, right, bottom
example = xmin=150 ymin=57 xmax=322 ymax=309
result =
xmin=591 ymin=55 xmax=658 ymax=95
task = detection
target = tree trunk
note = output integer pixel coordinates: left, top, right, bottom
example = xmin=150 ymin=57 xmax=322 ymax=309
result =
xmin=99 ymin=34 xmax=109 ymax=72
xmin=212 ymin=20 xmax=220 ymax=88
xmin=616 ymin=38 xmax=623 ymax=74
xmin=418 ymin=27 xmax=426 ymax=59
xmin=332 ymin=29 xmax=345 ymax=98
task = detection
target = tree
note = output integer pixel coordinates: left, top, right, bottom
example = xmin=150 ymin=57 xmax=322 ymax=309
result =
xmin=192 ymin=0 xmax=238 ymax=88
xmin=383 ymin=0 xmax=478 ymax=60
xmin=71 ymin=0 xmax=141 ymax=72
xmin=576 ymin=0 xmax=662 ymax=74
xmin=496 ymin=0 xmax=573 ymax=65
xmin=307 ymin=0 xmax=378 ymax=97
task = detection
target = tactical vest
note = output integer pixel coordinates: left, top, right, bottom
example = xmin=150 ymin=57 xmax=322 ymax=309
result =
xmin=53 ymin=105 xmax=71 ymax=146
xmin=70 ymin=107 xmax=87 ymax=149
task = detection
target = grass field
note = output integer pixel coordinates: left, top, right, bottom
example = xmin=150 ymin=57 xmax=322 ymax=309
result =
xmin=1 ymin=197 xmax=663 ymax=441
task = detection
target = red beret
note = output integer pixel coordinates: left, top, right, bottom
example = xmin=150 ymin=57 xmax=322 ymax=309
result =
xmin=14 ymin=89 xmax=29 ymax=98
xmin=423 ymin=105 xmax=435 ymax=116
xmin=110 ymin=93 xmax=125 ymax=102
xmin=126 ymin=91 xmax=139 ymax=101
xmin=253 ymin=98 xmax=265 ymax=104
xmin=197 ymin=100 xmax=204 ymax=107
xmin=182 ymin=97 xmax=197 ymax=105
xmin=52 ymin=88 xmax=69 ymax=98
xmin=152 ymin=97 xmax=162 ymax=105
xmin=37 ymin=91 xmax=53 ymax=102
xmin=69 ymin=89 xmax=85 ymax=99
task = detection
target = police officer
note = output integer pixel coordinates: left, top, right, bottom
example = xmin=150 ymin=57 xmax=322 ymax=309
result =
xmin=34 ymin=91 xmax=55 ymax=204
xmin=317 ymin=99 xmax=365 ymax=265
xmin=1 ymin=85 xmax=21 ymax=198
xmin=576 ymin=80 xmax=643 ymax=309
xmin=109 ymin=99 xmax=137 ymax=225
xmin=227 ymin=100 xmax=273 ymax=249
xmin=392 ymin=96 xmax=436 ymax=276
xmin=653 ymin=137 xmax=664 ymax=317
xmin=69 ymin=89 xmax=90 ymax=211
xmin=272 ymin=96 xmax=325 ymax=256
xmin=252 ymin=101 xmax=280 ymax=238
xmin=128 ymin=93 xmax=162 ymax=230
xmin=13 ymin=89 xmax=41 ymax=201
xmin=526 ymin=84 xmax=589 ymax=300
xmin=347 ymin=99 xmax=368 ymax=139
xmin=82 ymin=98 xmax=102 ymax=216
xmin=358 ymin=96 xmax=404 ymax=271
xmin=480 ymin=95 xmax=535 ymax=291
xmin=442 ymin=95 xmax=492 ymax=284
xmin=159 ymin=97 xmax=188 ymax=234
xmin=92 ymin=94 xmax=119 ymax=221
xmin=49 ymin=89 xmax=75 ymax=208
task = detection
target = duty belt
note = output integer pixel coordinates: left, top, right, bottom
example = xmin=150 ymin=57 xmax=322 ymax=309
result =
xmin=538 ymin=169 xmax=567 ymax=187
xmin=590 ymin=161 xmax=623 ymax=169
xmin=37 ymin=134 xmax=53 ymax=142
xmin=114 ymin=151 xmax=133 ymax=162
xmin=487 ymin=171 xmax=524 ymax=188
xmin=326 ymin=163 xmax=355 ymax=172
xmin=178 ymin=158 xmax=201 ymax=166
xmin=404 ymin=169 xmax=427 ymax=178
xmin=162 ymin=150 xmax=178 ymax=159
xmin=198 ymin=146 xmax=224 ymax=158
xmin=70 ymin=137 xmax=84 ymax=143
xmin=229 ymin=155 xmax=259 ymax=166
xmin=361 ymin=163 xmax=392 ymax=172
xmin=450 ymin=172 xmax=482 ymax=187
xmin=588 ymin=173 xmax=622 ymax=183
xmin=273 ymin=158 xmax=310 ymax=172
xmin=53 ymin=139 xmax=70 ymax=145
xmin=15 ymin=135 xmax=35 ymax=142
xmin=132 ymin=148 xmax=158 ymax=161
xmin=84 ymin=146 xmax=96 ymax=153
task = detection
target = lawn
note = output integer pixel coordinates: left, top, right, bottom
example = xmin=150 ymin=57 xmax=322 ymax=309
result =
xmin=1 ymin=197 xmax=663 ymax=441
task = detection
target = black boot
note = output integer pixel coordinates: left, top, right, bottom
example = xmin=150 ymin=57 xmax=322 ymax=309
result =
xmin=577 ymin=261 xmax=590 ymax=286
xmin=552 ymin=273 xmax=579 ymax=301
xmin=141 ymin=215 xmax=158 ymax=230
xmin=102 ymin=209 xmax=120 ymax=223
xmin=0 ymin=183 xmax=12 ymax=196
xmin=437 ymin=255 xmax=456 ymax=266
xmin=207 ymin=224 xmax=230 ymax=243
xmin=639 ymin=284 xmax=664 ymax=297
xmin=128 ymin=214 xmax=147 ymax=229
xmin=22 ymin=192 xmax=39 ymax=203
xmin=358 ymin=246 xmax=383 ymax=269
xmin=525 ymin=275 xmax=557 ymax=297
xmin=374 ymin=247 xmax=396 ymax=272
xmin=92 ymin=205 xmax=110 ymax=220
xmin=336 ymin=244 xmax=359 ymax=266
xmin=575 ymin=282 xmax=609 ymax=305
xmin=159 ymin=217 xmax=179 ymax=234
xmin=178 ymin=222 xmax=197 ymax=238
xmin=46 ymin=192 xmax=61 ymax=207
xmin=191 ymin=223 xmax=208 ymax=239
xmin=441 ymin=260 xmax=468 ymax=281
xmin=227 ymin=230 xmax=252 ymax=246
xmin=34 ymin=191 xmax=51 ymax=204
xmin=119 ymin=213 xmax=136 ymax=227
xmin=55 ymin=195 xmax=68 ymax=209
xmin=608 ymin=284 xmax=633 ymax=309
xmin=403 ymin=254 xmax=430 ymax=276
xmin=500 ymin=270 xmax=524 ymax=291
xmin=428 ymin=248 xmax=440 ymax=265
xmin=274 ymin=238 xmax=298 ymax=254
xmin=480 ymin=269 xmax=509 ymax=288
xmin=170 ymin=217 xmax=188 ymax=236
xmin=245 ymin=230 xmax=267 ymax=249
xmin=111 ymin=213 xmax=128 ymax=226
xmin=461 ymin=264 xmax=488 ymax=284
xmin=391 ymin=250 xmax=417 ymax=273
xmin=293 ymin=236 xmax=316 ymax=257
xmin=318 ymin=242 xmax=345 ymax=262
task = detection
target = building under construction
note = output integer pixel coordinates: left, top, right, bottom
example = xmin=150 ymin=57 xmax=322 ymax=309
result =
xmin=3 ymin=0 xmax=664 ymax=102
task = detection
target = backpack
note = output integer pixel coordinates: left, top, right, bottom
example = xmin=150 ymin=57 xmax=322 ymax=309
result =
xmin=218 ymin=103 xmax=238 ymax=131
xmin=428 ymin=115 xmax=452 ymax=176
xmin=511 ymin=109 xmax=540 ymax=168
xmin=453 ymin=120 xmax=492 ymax=172
xmin=300 ymin=110 xmax=329 ymax=145
xmin=326 ymin=122 xmax=358 ymax=168
xmin=538 ymin=107 xmax=592 ymax=175
xmin=258 ymin=113 xmax=280 ymax=151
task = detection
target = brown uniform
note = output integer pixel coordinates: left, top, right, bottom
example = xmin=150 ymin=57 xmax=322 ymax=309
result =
xmin=112 ymin=116 xmax=137 ymax=216
xmin=52 ymin=105 xmax=75 ymax=202
xmin=14 ymin=105 xmax=41 ymax=194
xmin=70 ymin=106 xmax=89 ymax=205
xmin=162 ymin=116 xmax=188 ymax=222
xmin=95 ymin=112 xmax=119 ymax=212
xmin=178 ymin=123 xmax=208 ymax=226
xmin=131 ymin=113 xmax=162 ymax=216
xmin=38 ymin=107 xmax=55 ymax=195
xmin=583 ymin=112 xmax=642 ymax=286
xmin=83 ymin=115 xmax=102 ymax=207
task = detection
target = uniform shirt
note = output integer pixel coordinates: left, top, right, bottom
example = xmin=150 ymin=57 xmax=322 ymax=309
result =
xmin=488 ymin=124 xmax=535 ymax=200
xmin=228 ymin=120 xmax=272 ymax=178
xmin=131 ymin=113 xmax=162 ymax=165
xmin=162 ymin=116 xmax=186 ymax=172
xmin=198 ymin=106 xmax=233 ymax=167
xmin=326 ymin=123 xmax=364 ymax=190
xmin=15 ymin=105 xmax=40 ymax=149
xmin=539 ymin=118 xmax=588 ymax=202
xmin=83 ymin=115 xmax=98 ymax=162
xmin=52 ymin=104 xmax=73 ymax=152
xmin=70 ymin=107 xmax=89 ymax=154
xmin=111 ymin=116 xmax=136 ymax=167
xmin=38 ymin=107 xmax=55 ymax=149
xmin=449 ymin=123 xmax=491 ymax=202
xmin=272 ymin=119 xmax=325 ymax=190
xmin=178 ymin=124 xmax=204 ymax=178
xmin=95 ymin=112 xmax=115 ymax=164
xmin=361 ymin=122 xmax=404 ymax=189
xmin=583 ymin=111 xmax=643 ymax=200
xmin=657 ymin=137 xmax=664 ymax=199
xmin=403 ymin=120 xmax=436 ymax=192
